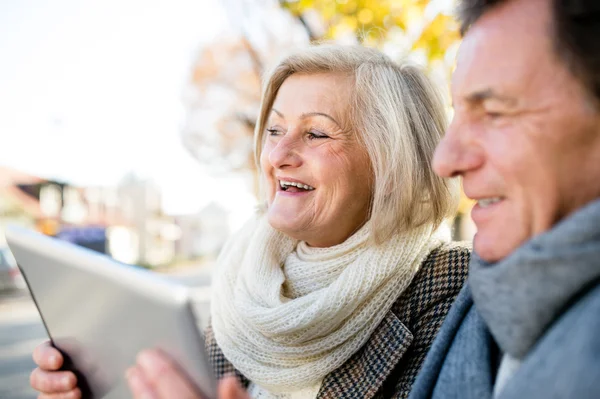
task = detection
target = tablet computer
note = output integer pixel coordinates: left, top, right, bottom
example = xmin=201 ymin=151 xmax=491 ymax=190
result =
xmin=5 ymin=226 xmax=217 ymax=399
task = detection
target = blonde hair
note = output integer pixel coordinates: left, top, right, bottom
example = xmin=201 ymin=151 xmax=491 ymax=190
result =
xmin=255 ymin=44 xmax=460 ymax=244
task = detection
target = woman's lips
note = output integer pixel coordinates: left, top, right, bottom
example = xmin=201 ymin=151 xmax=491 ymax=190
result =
xmin=278 ymin=179 xmax=315 ymax=191
xmin=276 ymin=185 xmax=314 ymax=196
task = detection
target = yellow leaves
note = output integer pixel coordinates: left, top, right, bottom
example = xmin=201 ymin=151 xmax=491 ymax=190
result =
xmin=329 ymin=16 xmax=358 ymax=39
xmin=342 ymin=15 xmax=358 ymax=31
xmin=320 ymin=1 xmax=338 ymax=20
xmin=280 ymin=0 xmax=461 ymax=63
xmin=403 ymin=3 xmax=422 ymax=25
xmin=412 ymin=13 xmax=460 ymax=61
xmin=281 ymin=0 xmax=389 ymax=43
xmin=357 ymin=8 xmax=374 ymax=24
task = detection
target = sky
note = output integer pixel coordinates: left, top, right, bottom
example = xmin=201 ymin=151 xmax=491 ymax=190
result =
xmin=0 ymin=0 xmax=257 ymax=222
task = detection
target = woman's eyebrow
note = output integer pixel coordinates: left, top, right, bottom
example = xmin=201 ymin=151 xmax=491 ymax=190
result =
xmin=271 ymin=108 xmax=342 ymax=129
xmin=271 ymin=108 xmax=284 ymax=118
xmin=300 ymin=112 xmax=341 ymax=128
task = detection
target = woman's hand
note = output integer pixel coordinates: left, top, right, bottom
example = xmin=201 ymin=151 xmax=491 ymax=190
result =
xmin=30 ymin=341 xmax=81 ymax=398
xmin=127 ymin=349 xmax=249 ymax=399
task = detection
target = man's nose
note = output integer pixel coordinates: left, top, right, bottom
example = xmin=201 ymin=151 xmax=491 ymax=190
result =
xmin=433 ymin=122 xmax=483 ymax=178
xmin=268 ymin=134 xmax=302 ymax=169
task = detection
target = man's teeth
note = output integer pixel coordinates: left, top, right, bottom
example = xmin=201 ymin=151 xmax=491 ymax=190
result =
xmin=279 ymin=180 xmax=315 ymax=191
xmin=478 ymin=198 xmax=502 ymax=208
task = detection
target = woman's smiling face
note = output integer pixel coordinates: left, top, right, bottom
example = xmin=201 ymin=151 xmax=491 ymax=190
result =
xmin=260 ymin=72 xmax=373 ymax=247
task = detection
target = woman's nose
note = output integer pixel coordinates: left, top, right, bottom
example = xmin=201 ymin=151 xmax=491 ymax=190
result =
xmin=268 ymin=135 xmax=302 ymax=169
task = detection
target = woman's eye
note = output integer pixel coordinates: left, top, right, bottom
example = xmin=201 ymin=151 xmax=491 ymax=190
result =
xmin=307 ymin=131 xmax=329 ymax=140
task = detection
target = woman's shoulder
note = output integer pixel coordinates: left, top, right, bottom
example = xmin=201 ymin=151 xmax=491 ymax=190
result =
xmin=422 ymin=240 xmax=471 ymax=273
xmin=391 ymin=241 xmax=471 ymax=326
xmin=375 ymin=242 xmax=471 ymax=397
xmin=413 ymin=240 xmax=471 ymax=295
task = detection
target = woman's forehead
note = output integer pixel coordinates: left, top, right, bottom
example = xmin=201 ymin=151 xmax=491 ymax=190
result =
xmin=271 ymin=73 xmax=352 ymax=123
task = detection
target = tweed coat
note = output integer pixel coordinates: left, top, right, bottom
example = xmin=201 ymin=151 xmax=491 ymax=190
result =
xmin=204 ymin=241 xmax=470 ymax=399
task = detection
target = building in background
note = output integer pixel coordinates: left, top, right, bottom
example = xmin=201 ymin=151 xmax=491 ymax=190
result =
xmin=0 ymin=167 xmax=196 ymax=268
xmin=174 ymin=201 xmax=230 ymax=261
xmin=0 ymin=167 xmax=46 ymax=246
xmin=113 ymin=173 xmax=180 ymax=267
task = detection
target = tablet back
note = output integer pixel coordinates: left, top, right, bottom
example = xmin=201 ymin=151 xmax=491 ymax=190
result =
xmin=5 ymin=226 xmax=216 ymax=399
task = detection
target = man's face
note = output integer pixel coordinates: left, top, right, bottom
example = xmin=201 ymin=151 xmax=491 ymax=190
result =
xmin=434 ymin=0 xmax=600 ymax=262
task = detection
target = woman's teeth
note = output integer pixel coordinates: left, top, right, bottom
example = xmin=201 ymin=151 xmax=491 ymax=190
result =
xmin=478 ymin=197 xmax=502 ymax=208
xmin=279 ymin=180 xmax=315 ymax=191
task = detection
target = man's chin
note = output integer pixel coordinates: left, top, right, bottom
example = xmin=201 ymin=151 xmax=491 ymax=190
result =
xmin=473 ymin=232 xmax=505 ymax=263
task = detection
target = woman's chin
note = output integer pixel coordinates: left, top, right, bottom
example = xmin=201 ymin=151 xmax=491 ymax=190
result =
xmin=267 ymin=212 xmax=304 ymax=237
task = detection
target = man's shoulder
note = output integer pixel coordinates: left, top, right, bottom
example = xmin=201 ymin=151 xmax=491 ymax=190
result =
xmin=500 ymin=281 xmax=600 ymax=398
xmin=410 ymin=282 xmax=600 ymax=399
xmin=543 ymin=279 xmax=600 ymax=347
xmin=540 ymin=278 xmax=600 ymax=350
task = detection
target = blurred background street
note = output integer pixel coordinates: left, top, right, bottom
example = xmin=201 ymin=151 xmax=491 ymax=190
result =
xmin=0 ymin=290 xmax=45 ymax=399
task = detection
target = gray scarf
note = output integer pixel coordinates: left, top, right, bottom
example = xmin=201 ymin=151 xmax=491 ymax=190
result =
xmin=470 ymin=198 xmax=600 ymax=359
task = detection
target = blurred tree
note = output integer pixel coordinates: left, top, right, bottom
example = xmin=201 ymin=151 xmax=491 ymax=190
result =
xmin=280 ymin=0 xmax=460 ymax=62
xmin=182 ymin=37 xmax=262 ymax=173
xmin=181 ymin=0 xmax=309 ymax=180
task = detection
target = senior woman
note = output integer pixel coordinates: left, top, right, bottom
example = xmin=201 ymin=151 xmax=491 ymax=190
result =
xmin=29 ymin=44 xmax=469 ymax=399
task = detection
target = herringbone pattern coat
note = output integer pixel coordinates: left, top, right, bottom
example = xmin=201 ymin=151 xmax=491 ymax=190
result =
xmin=205 ymin=242 xmax=470 ymax=399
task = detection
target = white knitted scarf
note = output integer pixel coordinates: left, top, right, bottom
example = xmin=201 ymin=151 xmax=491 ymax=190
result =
xmin=210 ymin=215 xmax=441 ymax=394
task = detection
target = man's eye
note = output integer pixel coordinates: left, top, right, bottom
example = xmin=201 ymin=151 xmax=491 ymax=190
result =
xmin=485 ymin=111 xmax=503 ymax=119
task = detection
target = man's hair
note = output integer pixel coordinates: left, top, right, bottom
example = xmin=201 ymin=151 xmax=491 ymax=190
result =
xmin=254 ymin=44 xmax=460 ymax=244
xmin=458 ymin=0 xmax=600 ymax=104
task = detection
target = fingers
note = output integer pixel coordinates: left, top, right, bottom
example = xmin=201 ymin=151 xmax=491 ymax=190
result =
xmin=30 ymin=368 xmax=78 ymax=394
xmin=126 ymin=366 xmax=157 ymax=399
xmin=218 ymin=376 xmax=250 ymax=399
xmin=127 ymin=349 xmax=201 ymax=399
xmin=38 ymin=390 xmax=82 ymax=399
xmin=33 ymin=342 xmax=64 ymax=371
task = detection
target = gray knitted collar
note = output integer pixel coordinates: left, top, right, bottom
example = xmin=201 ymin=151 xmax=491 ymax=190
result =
xmin=469 ymin=198 xmax=600 ymax=359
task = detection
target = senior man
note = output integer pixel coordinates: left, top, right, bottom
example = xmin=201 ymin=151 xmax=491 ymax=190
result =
xmin=408 ymin=0 xmax=600 ymax=398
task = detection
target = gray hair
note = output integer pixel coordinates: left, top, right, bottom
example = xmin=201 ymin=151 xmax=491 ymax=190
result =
xmin=254 ymin=44 xmax=460 ymax=244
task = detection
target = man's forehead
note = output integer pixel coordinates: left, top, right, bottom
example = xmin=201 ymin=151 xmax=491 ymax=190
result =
xmin=452 ymin=0 xmax=553 ymax=100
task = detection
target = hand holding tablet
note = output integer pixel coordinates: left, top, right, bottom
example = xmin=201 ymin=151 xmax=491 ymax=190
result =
xmin=6 ymin=226 xmax=217 ymax=399
xmin=31 ymin=342 xmax=251 ymax=399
